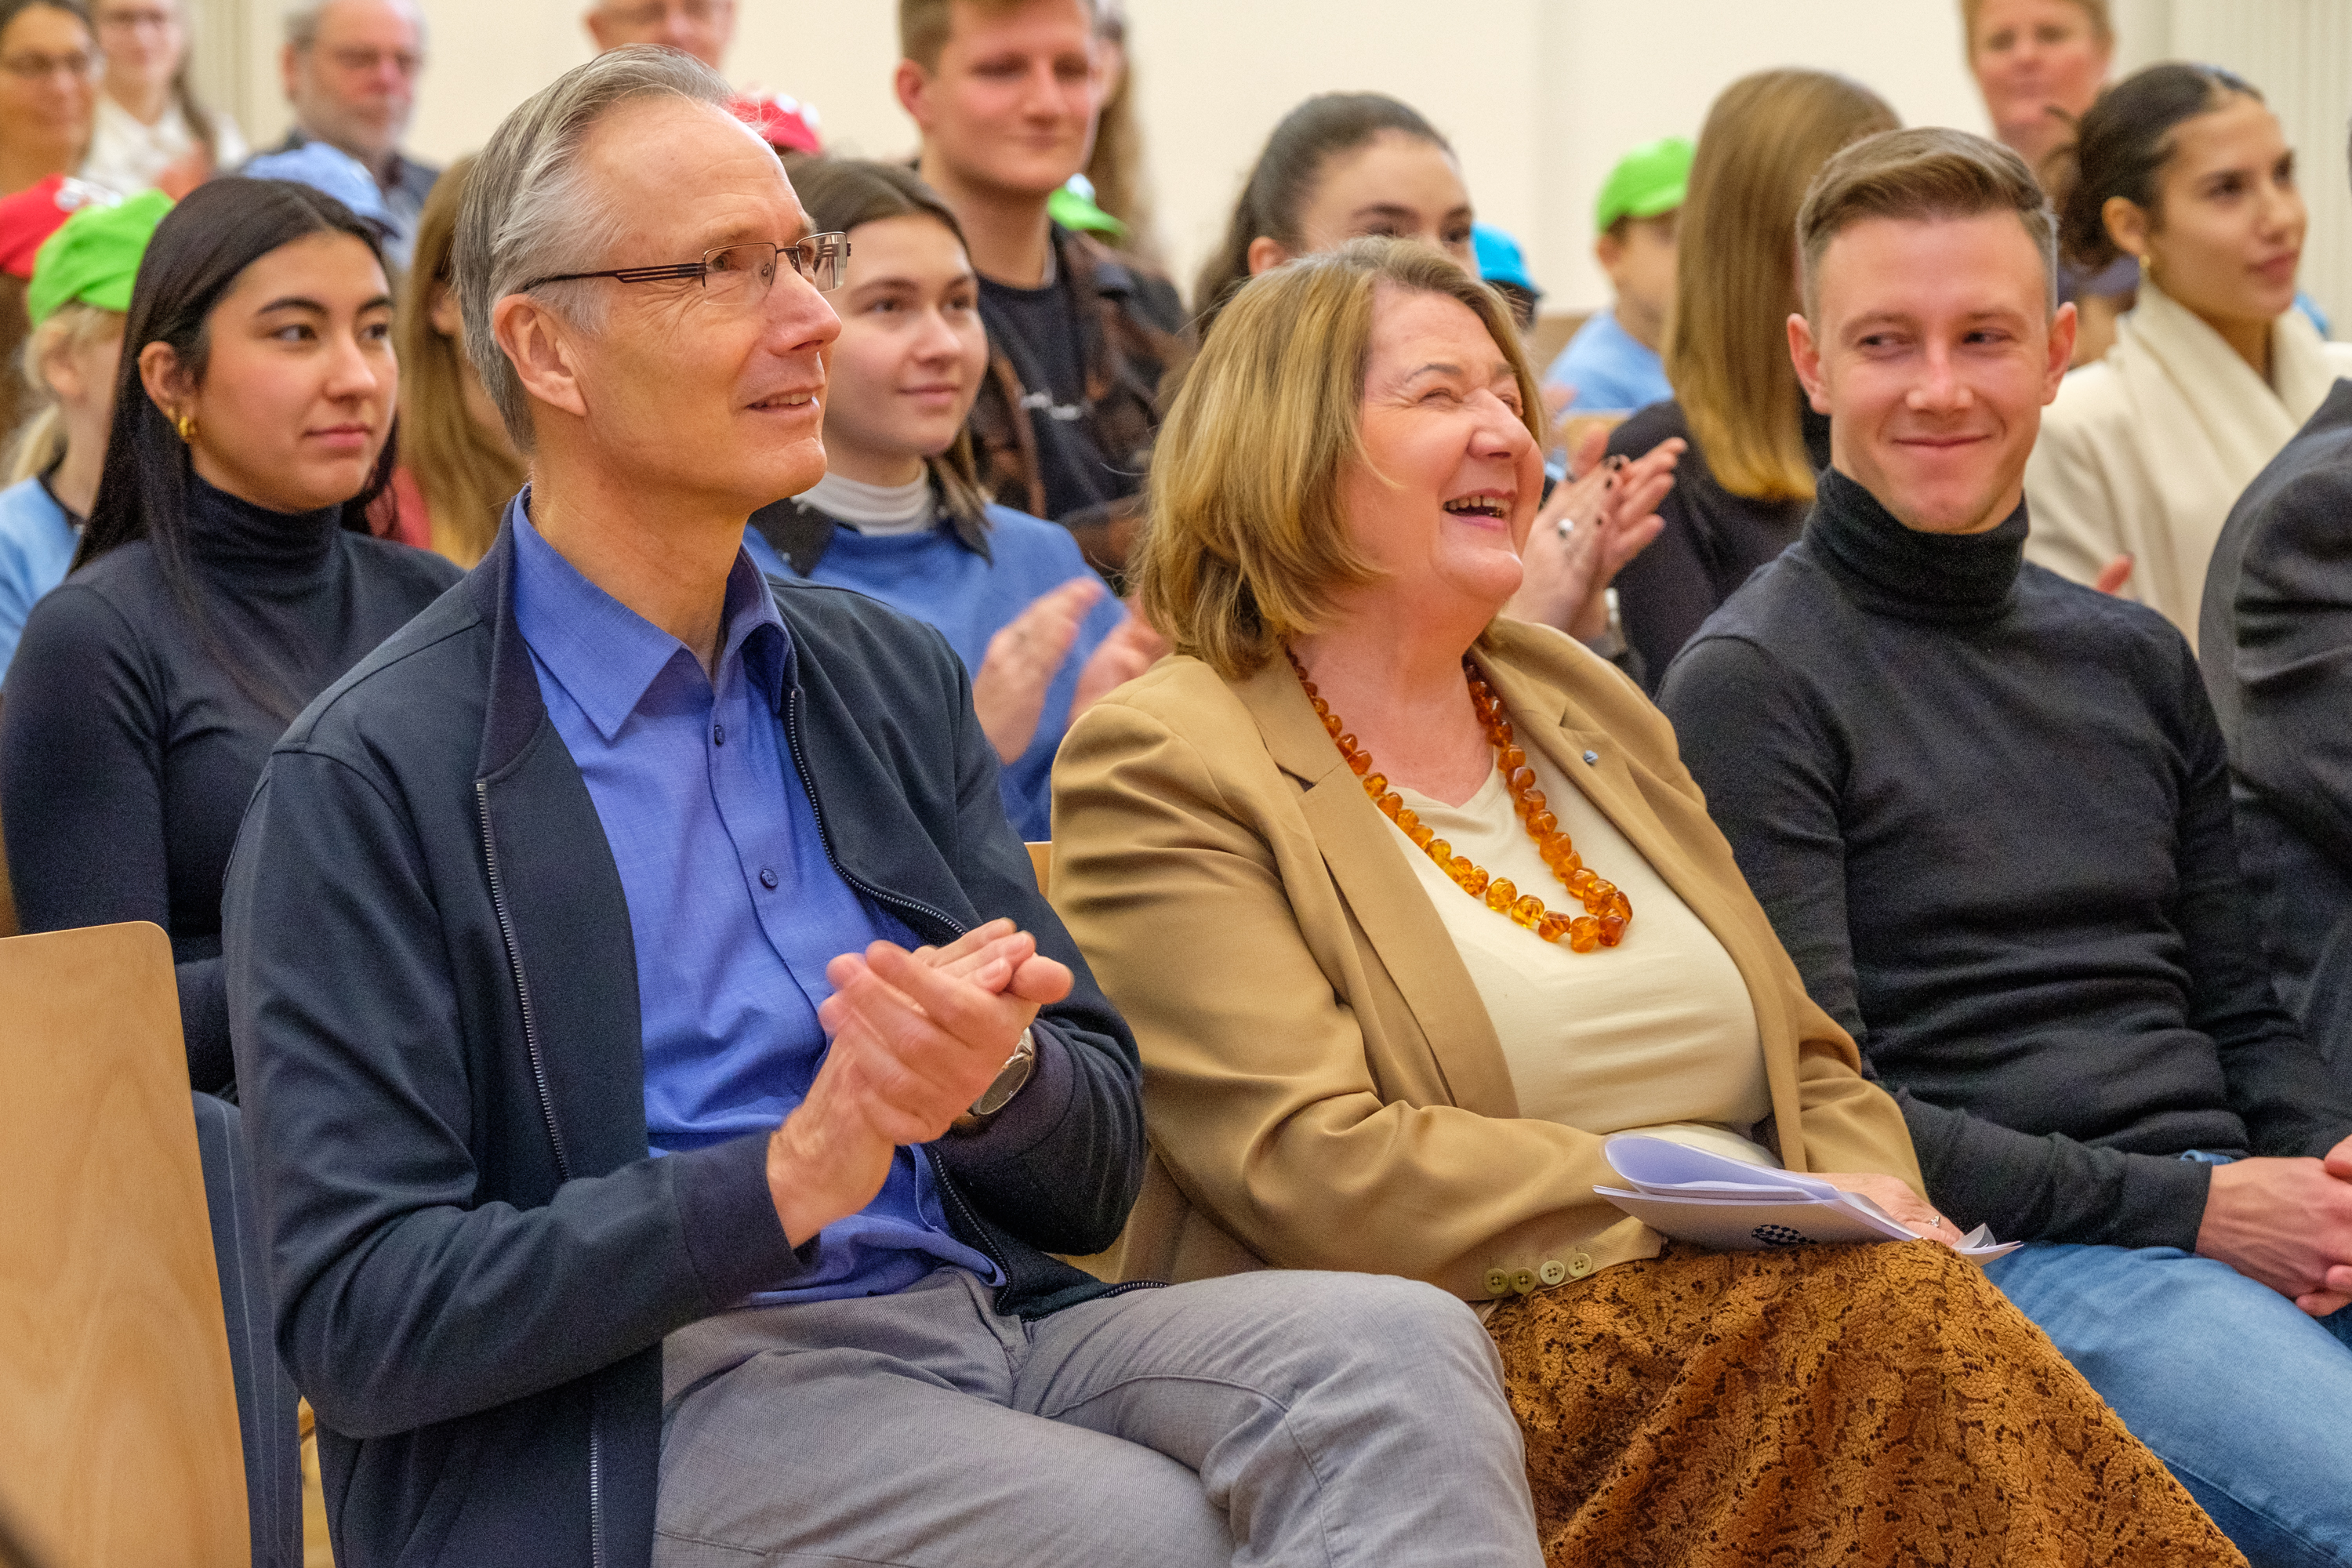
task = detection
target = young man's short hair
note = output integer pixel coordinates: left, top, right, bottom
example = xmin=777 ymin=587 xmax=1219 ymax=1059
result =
xmin=1796 ymin=125 xmax=2058 ymax=317
xmin=898 ymin=0 xmax=1100 ymax=71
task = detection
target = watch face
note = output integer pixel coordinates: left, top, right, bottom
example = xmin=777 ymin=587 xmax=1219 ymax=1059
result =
xmin=971 ymin=1032 xmax=1036 ymax=1116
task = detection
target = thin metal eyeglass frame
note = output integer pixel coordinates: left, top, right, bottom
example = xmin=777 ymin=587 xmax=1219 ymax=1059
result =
xmin=521 ymin=234 xmax=851 ymax=296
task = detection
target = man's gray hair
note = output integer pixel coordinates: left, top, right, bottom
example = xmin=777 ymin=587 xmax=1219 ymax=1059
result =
xmin=285 ymin=0 xmax=427 ymax=53
xmin=455 ymin=47 xmax=734 ymax=452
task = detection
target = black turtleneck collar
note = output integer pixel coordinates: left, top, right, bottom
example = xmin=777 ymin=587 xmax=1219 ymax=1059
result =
xmin=184 ymin=473 xmax=343 ymax=583
xmin=1806 ymin=466 xmax=2027 ymax=626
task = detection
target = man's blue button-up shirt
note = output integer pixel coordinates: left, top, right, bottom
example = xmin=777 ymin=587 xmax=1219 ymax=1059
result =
xmin=510 ymin=502 xmax=1000 ymax=1304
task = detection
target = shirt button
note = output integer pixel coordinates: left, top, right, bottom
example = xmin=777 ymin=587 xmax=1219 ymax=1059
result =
xmin=1509 ymin=1268 xmax=1538 ymax=1294
xmin=1537 ymin=1259 xmax=1569 ymax=1287
xmin=713 ymin=722 xmax=726 ymax=745
xmin=1568 ymin=1250 xmax=1595 ymax=1279
xmin=759 ymin=867 xmax=778 ymax=890
xmin=1483 ymin=1268 xmax=1512 ymax=1297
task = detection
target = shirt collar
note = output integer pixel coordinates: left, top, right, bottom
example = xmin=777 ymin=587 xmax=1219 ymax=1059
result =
xmin=509 ymin=491 xmax=790 ymax=742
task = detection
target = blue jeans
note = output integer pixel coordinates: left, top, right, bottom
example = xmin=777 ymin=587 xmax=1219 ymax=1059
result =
xmin=1986 ymin=1242 xmax=2352 ymax=1568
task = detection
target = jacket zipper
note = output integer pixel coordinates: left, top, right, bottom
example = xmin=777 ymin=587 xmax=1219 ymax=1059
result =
xmin=477 ymin=782 xmax=601 ymax=1568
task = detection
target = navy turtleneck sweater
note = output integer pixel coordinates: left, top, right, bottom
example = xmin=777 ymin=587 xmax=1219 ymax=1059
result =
xmin=0 ymin=477 xmax=461 ymax=1092
xmin=1658 ymin=466 xmax=2351 ymax=1248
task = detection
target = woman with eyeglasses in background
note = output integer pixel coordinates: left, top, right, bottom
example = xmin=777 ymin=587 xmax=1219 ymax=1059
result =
xmin=0 ymin=0 xmax=98 ymax=198
xmin=81 ymin=0 xmax=245 ymax=200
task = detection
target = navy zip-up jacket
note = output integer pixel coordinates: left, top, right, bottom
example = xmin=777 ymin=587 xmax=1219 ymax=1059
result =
xmin=223 ymin=521 xmax=1142 ymax=1568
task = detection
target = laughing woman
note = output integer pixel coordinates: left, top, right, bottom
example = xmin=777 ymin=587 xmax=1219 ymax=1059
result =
xmin=1048 ymin=238 xmax=2239 ymax=1567
xmin=0 ymin=177 xmax=459 ymax=1091
xmin=742 ymin=158 xmax=1163 ymax=840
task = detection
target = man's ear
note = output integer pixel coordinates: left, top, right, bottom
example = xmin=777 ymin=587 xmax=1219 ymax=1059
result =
xmin=1245 ymin=235 xmax=1290 ymax=278
xmin=278 ymin=42 xmax=300 ymax=103
xmin=492 ymin=294 xmax=590 ymax=425
xmin=2045 ymin=300 xmax=2078 ymax=403
xmin=1592 ymin=230 xmax=1625 ymax=281
xmin=893 ymin=59 xmax=932 ymax=128
xmin=1788 ymin=311 xmax=1831 ymax=415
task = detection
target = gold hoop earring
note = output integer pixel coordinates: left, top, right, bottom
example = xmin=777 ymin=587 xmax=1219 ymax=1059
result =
xmin=174 ymin=412 xmax=197 ymax=444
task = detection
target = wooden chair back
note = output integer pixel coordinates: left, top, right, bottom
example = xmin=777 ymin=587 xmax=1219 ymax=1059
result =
xmin=0 ymin=922 xmax=250 ymax=1566
xmin=1025 ymin=841 xmax=1052 ymax=895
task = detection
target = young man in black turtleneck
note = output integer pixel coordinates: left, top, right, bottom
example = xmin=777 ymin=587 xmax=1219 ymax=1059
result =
xmin=1660 ymin=126 xmax=2352 ymax=1563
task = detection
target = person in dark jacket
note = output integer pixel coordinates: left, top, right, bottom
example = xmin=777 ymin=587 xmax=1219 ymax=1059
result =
xmin=222 ymin=51 xmax=1541 ymax=1568
xmin=895 ymin=0 xmax=1186 ymax=578
xmin=2201 ymin=379 xmax=2352 ymax=1090
xmin=1660 ymin=127 xmax=2352 ymax=1567
xmin=0 ymin=176 xmax=459 ymax=1093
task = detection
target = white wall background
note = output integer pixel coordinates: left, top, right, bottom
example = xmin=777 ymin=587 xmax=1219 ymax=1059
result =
xmin=187 ymin=0 xmax=2352 ymax=325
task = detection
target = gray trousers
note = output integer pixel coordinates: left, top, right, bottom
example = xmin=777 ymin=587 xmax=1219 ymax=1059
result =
xmin=655 ymin=1267 xmax=1542 ymax=1567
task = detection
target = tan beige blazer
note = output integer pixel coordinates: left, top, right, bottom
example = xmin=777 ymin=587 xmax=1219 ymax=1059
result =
xmin=1050 ymin=617 xmax=1922 ymax=1303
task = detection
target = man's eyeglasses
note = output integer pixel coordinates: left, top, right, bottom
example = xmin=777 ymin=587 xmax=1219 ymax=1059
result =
xmin=523 ymin=235 xmax=851 ymax=303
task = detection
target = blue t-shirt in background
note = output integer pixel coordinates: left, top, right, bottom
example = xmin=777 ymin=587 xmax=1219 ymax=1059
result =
xmin=0 ymin=476 xmax=80 ymax=680
xmin=1544 ymin=308 xmax=1673 ymax=416
xmin=744 ymin=503 xmax=1123 ymax=840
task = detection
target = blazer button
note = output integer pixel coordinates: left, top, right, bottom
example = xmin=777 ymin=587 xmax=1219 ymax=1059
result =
xmin=1537 ymin=1259 xmax=1568 ymax=1287
xmin=1510 ymin=1268 xmax=1538 ymax=1294
xmin=1483 ymin=1269 xmax=1512 ymax=1297
xmin=1568 ymin=1250 xmax=1595 ymax=1279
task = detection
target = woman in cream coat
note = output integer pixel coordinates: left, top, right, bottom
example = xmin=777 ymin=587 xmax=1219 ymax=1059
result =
xmin=1051 ymin=238 xmax=2237 ymax=1567
xmin=2027 ymin=63 xmax=2352 ymax=648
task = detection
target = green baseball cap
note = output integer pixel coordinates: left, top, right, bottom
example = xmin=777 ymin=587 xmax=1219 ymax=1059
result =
xmin=27 ymin=188 xmax=172 ymax=328
xmin=1593 ymin=137 xmax=1694 ymax=234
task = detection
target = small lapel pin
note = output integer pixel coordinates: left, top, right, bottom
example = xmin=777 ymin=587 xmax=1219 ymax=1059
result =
xmin=1582 ymin=750 xmax=1600 ymax=766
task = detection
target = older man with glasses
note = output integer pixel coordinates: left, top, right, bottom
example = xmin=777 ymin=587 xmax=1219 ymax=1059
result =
xmin=224 ymin=48 xmax=1544 ymax=1568
xmin=267 ymin=0 xmax=434 ymax=265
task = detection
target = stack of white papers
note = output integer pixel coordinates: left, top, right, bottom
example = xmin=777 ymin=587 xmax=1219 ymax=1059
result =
xmin=1595 ymin=1135 xmax=2019 ymax=1259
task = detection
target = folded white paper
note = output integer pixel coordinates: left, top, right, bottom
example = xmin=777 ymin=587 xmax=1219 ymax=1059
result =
xmin=1596 ymin=1135 xmax=2020 ymax=1259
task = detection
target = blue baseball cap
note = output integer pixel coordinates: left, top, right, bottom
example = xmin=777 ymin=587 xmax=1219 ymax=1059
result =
xmin=1472 ymin=223 xmax=1539 ymax=299
xmin=241 ymin=142 xmax=394 ymax=229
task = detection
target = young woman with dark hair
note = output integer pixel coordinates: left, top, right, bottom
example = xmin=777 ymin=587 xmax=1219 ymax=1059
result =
xmin=1191 ymin=92 xmax=1470 ymax=346
xmin=743 ymin=157 xmax=1162 ymax=840
xmin=0 ymin=176 xmax=460 ymax=1093
xmin=2024 ymin=62 xmax=2352 ymax=647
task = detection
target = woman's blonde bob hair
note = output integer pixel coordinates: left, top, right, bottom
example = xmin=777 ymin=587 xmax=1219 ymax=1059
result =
xmin=1135 ymin=237 xmax=1542 ymax=681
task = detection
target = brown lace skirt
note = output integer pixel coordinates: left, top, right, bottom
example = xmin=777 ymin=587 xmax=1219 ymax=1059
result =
xmin=1485 ymin=1240 xmax=2242 ymax=1567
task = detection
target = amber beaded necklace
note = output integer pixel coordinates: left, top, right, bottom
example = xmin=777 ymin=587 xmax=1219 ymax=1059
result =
xmin=1289 ymin=650 xmax=1632 ymax=953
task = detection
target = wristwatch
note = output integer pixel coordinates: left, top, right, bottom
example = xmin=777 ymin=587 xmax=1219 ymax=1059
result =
xmin=954 ymin=1028 xmax=1036 ymax=1131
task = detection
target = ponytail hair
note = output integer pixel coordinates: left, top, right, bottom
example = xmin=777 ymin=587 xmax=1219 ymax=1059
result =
xmin=1191 ymin=93 xmax=1453 ymax=344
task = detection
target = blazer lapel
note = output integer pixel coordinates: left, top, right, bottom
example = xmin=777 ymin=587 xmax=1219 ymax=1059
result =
xmin=1472 ymin=626 xmax=1807 ymax=1138
xmin=1234 ymin=659 xmax=1519 ymax=1118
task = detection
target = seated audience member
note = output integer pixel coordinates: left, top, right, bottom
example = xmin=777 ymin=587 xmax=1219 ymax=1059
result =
xmin=0 ymin=187 xmax=165 ymax=673
xmin=83 ymin=0 xmax=246 ymax=199
xmin=223 ymin=53 xmax=1549 ymax=1568
xmin=583 ymin=0 xmax=825 ymax=156
xmin=742 ymin=158 xmax=1160 ymax=840
xmin=1961 ymin=0 xmax=2132 ymax=362
xmin=1066 ymin=0 xmax=1156 ymax=261
xmin=0 ymin=0 xmax=96 ymax=199
xmin=2201 ymin=384 xmax=2352 ymax=1086
xmin=387 ymin=154 xmax=521 ymax=564
xmin=267 ymin=0 xmax=437 ymax=269
xmin=0 ymin=173 xmax=111 ymax=454
xmin=1658 ymin=128 xmax=2352 ymax=1567
xmin=0 ymin=177 xmax=459 ymax=1094
xmin=1543 ymin=136 xmax=1690 ymax=416
xmin=1050 ymin=236 xmax=2239 ymax=1568
xmin=1195 ymin=92 xmax=1683 ymax=665
xmin=895 ymin=0 xmax=1185 ymax=575
xmin=2025 ymin=64 xmax=2352 ymax=650
xmin=1604 ymin=69 xmax=1896 ymax=689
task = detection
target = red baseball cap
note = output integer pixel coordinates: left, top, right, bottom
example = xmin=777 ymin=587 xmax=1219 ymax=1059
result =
xmin=0 ymin=176 xmax=121 ymax=280
xmin=731 ymin=92 xmax=824 ymax=158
